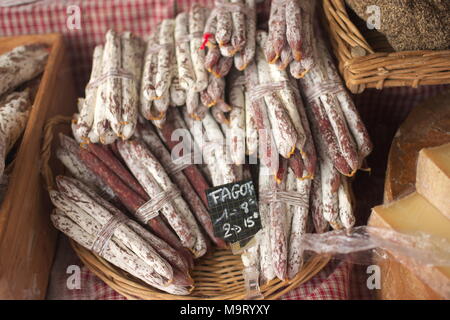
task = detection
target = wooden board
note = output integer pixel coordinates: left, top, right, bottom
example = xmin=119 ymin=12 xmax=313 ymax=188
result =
xmin=0 ymin=34 xmax=77 ymax=299
xmin=371 ymin=89 xmax=450 ymax=300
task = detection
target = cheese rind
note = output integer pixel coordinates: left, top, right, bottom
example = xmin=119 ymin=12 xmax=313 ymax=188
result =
xmin=416 ymin=143 xmax=450 ymax=219
xmin=370 ymin=192 xmax=450 ymax=299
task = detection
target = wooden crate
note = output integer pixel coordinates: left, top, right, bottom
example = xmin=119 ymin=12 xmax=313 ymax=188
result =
xmin=0 ymin=34 xmax=77 ymax=299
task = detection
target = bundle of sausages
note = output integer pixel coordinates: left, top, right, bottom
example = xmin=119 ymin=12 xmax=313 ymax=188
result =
xmin=116 ymin=139 xmax=208 ymax=258
xmin=320 ymin=169 xmax=355 ymax=231
xmin=0 ymin=90 xmax=32 ymax=178
xmin=299 ymin=25 xmax=372 ymax=177
xmin=182 ymin=107 xmax=239 ymax=186
xmin=50 ymin=175 xmax=193 ymax=295
xmin=141 ymin=20 xmax=178 ymax=127
xmin=139 ymin=5 xmax=232 ymax=125
xmin=202 ymin=0 xmax=257 ymax=74
xmin=265 ymin=0 xmax=315 ymax=79
xmin=181 ymin=4 xmax=232 ymax=121
xmin=73 ymin=31 xmax=144 ymax=144
xmin=232 ymin=30 xmax=316 ymax=179
xmin=0 ymin=43 xmax=48 ymax=179
xmin=78 ymin=143 xmax=201 ymax=269
xmin=54 ymin=122 xmax=233 ymax=291
xmin=254 ymin=155 xmax=355 ymax=283
xmin=135 ymin=118 xmax=226 ymax=248
xmin=309 ymin=110 xmax=356 ymax=231
xmin=0 ymin=43 xmax=48 ymax=97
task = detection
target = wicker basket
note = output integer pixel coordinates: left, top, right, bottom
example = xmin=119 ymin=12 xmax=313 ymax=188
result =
xmin=322 ymin=0 xmax=450 ymax=94
xmin=41 ymin=116 xmax=330 ymax=300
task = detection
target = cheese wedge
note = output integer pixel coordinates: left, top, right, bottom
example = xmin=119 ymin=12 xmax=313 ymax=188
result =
xmin=370 ymin=192 xmax=450 ymax=299
xmin=416 ymin=143 xmax=450 ymax=219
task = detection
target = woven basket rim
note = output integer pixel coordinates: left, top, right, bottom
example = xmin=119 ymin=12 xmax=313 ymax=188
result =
xmin=41 ymin=116 xmax=331 ymax=300
xmin=322 ymin=0 xmax=450 ymax=94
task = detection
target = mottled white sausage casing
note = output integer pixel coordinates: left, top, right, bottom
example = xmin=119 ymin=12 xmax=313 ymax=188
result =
xmin=56 ymin=147 xmax=114 ymax=199
xmin=244 ymin=88 xmax=258 ymax=156
xmin=289 ymin=74 xmax=317 ymax=178
xmin=103 ymin=30 xmax=123 ymax=138
xmin=51 ymin=208 xmax=190 ymax=295
xmin=53 ymin=189 xmax=174 ymax=281
xmin=130 ymin=140 xmax=206 ymax=257
xmin=258 ymin=163 xmax=275 ymax=284
xmin=190 ymin=4 xmax=208 ymax=92
xmin=202 ymin=111 xmax=237 ymax=184
xmin=319 ymin=149 xmax=340 ymax=224
xmin=152 ymin=93 xmax=170 ymax=128
xmin=185 ymin=89 xmax=200 ymax=119
xmin=170 ymin=73 xmax=187 ymax=107
xmin=175 ymin=12 xmax=196 ymax=90
xmin=0 ymin=43 xmax=49 ymax=97
xmin=286 ymin=0 xmax=302 ymax=61
xmin=121 ymin=32 xmax=144 ymax=140
xmin=182 ymin=109 xmax=224 ymax=186
xmin=338 ymin=177 xmax=355 ymax=229
xmin=142 ymin=26 xmax=161 ymax=102
xmin=319 ymin=38 xmax=372 ymax=162
xmin=230 ymin=0 xmax=246 ymax=53
xmin=228 ymin=71 xmax=246 ymax=165
xmin=117 ymin=141 xmax=198 ymax=253
xmin=265 ymin=0 xmax=286 ymax=63
xmin=234 ymin=0 xmax=256 ymax=71
xmin=69 ymin=174 xmax=190 ymax=274
xmin=310 ymin=166 xmax=328 ymax=233
xmin=287 ymin=172 xmax=311 ymax=279
xmin=285 ymin=168 xmax=296 ymax=241
xmin=244 ymin=61 xmax=277 ymax=171
xmin=155 ymin=19 xmax=175 ymax=98
xmin=74 ymin=45 xmax=103 ymax=143
xmin=289 ymin=0 xmax=315 ymax=78
xmin=215 ymin=0 xmax=233 ymax=46
xmin=0 ymin=90 xmax=31 ymax=177
xmin=135 ymin=125 xmax=207 ymax=257
xmin=255 ymin=37 xmax=297 ymax=159
xmin=268 ymin=164 xmax=288 ymax=281
xmin=259 ymin=31 xmax=306 ymax=152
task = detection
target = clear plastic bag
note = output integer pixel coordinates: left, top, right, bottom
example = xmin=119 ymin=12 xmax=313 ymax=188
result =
xmin=300 ymin=226 xmax=450 ymax=298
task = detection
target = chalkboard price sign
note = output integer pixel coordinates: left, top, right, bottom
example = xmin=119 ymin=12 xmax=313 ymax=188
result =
xmin=206 ymin=179 xmax=261 ymax=244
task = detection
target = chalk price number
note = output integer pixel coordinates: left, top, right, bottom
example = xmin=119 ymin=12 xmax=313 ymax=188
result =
xmin=221 ymin=200 xmax=259 ymax=239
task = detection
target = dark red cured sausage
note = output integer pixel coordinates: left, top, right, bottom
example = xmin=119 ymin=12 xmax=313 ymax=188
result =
xmin=158 ymin=110 xmax=211 ymax=207
xmin=205 ymin=46 xmax=221 ymax=72
xmin=211 ymin=56 xmax=233 ymax=78
xmin=86 ymin=143 xmax=148 ymax=199
xmin=288 ymin=150 xmax=304 ymax=179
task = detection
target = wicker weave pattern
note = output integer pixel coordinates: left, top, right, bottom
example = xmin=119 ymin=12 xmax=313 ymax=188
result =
xmin=322 ymin=0 xmax=450 ymax=94
xmin=41 ymin=116 xmax=330 ymax=300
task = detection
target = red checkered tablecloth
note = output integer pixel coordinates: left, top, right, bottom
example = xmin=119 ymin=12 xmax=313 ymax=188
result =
xmin=1 ymin=0 xmax=449 ymax=300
